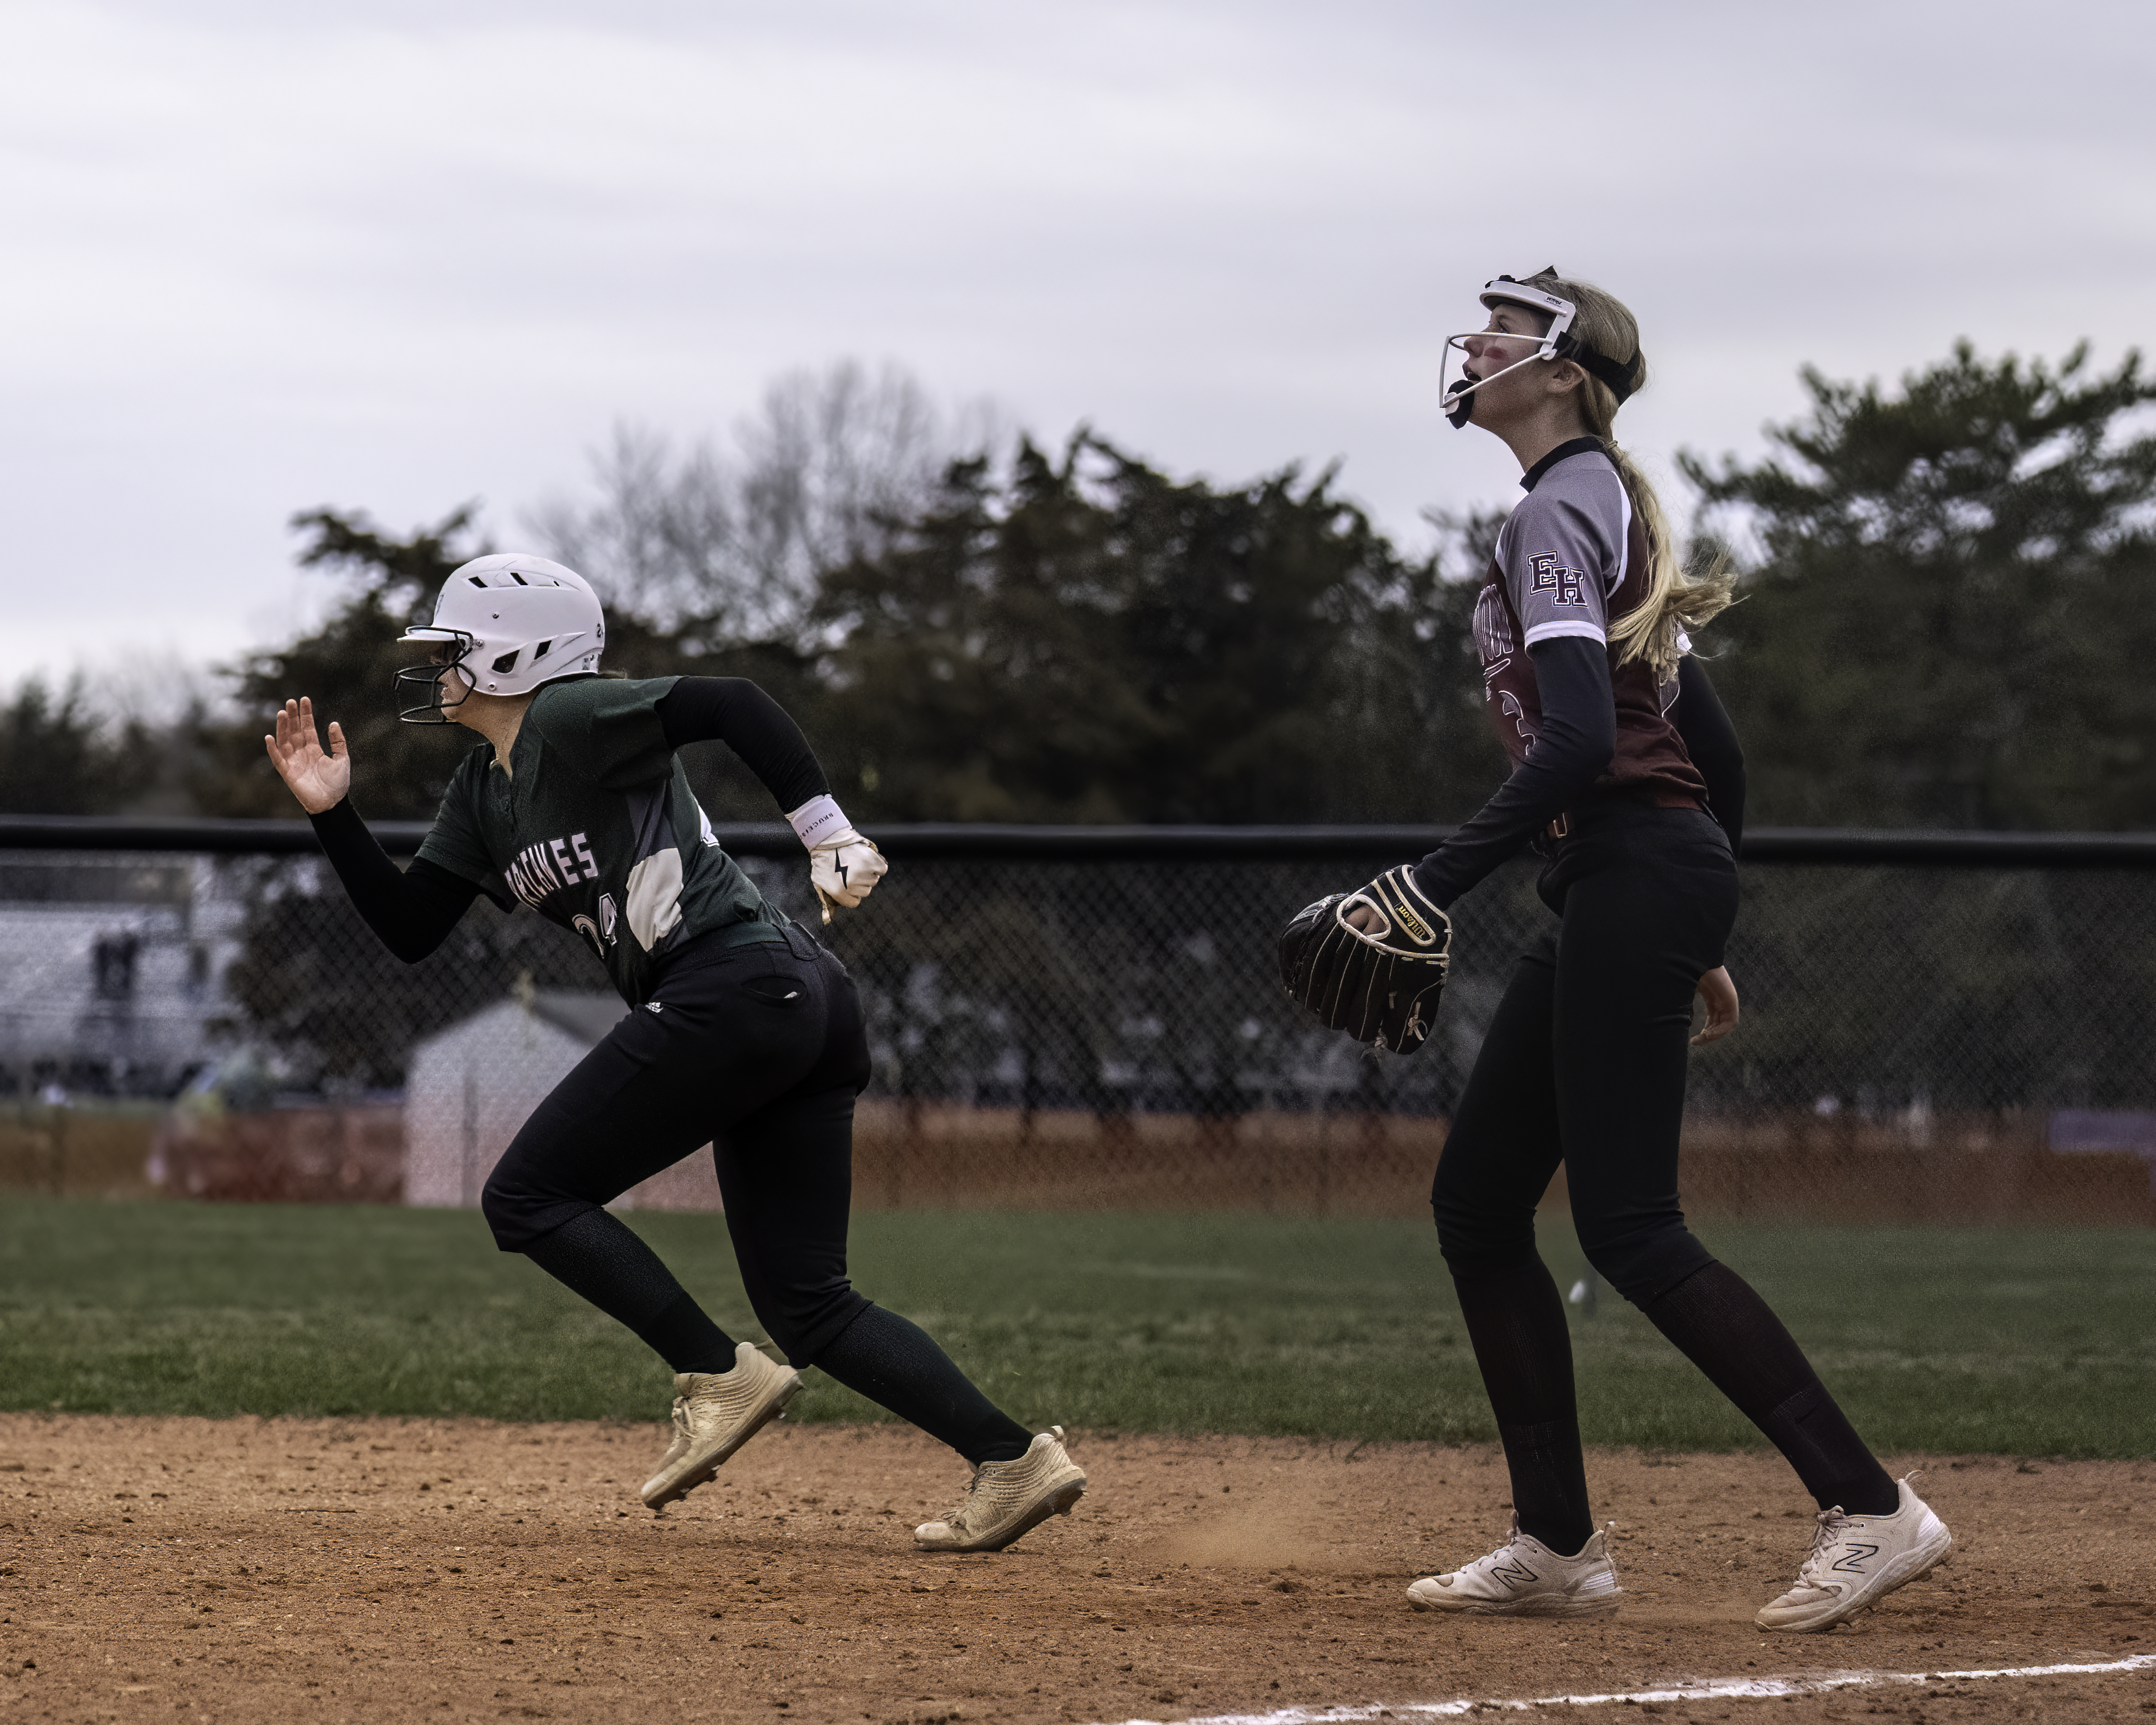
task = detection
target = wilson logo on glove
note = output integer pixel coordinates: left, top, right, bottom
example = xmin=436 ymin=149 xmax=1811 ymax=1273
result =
xmin=1278 ymin=866 xmax=1452 ymax=1054
xmin=1392 ymin=900 xmax=1439 ymax=947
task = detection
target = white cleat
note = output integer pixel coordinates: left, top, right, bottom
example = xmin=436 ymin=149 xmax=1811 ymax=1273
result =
xmin=914 ymin=1426 xmax=1087 ymax=1553
xmin=1406 ymin=1518 xmax=1621 ymax=1618
xmin=1756 ymin=1474 xmax=1953 ymax=1633
xmin=640 ymin=1342 xmax=803 ymax=1512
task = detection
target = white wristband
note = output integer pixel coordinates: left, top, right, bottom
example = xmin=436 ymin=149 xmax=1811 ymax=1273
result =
xmin=787 ymin=794 xmax=848 ymax=850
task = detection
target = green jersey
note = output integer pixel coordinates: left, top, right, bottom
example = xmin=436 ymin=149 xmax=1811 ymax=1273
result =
xmin=417 ymin=676 xmax=782 ymax=1004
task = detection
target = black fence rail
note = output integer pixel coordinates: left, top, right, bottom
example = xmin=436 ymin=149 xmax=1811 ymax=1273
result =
xmin=8 ymin=814 xmax=2156 ymax=866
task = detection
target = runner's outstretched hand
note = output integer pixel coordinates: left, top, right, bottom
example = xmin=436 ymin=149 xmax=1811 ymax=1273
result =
xmin=265 ymin=696 xmax=352 ymax=815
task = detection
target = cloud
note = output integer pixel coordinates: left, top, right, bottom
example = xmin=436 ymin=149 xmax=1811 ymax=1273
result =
xmin=0 ymin=0 xmax=2147 ymax=681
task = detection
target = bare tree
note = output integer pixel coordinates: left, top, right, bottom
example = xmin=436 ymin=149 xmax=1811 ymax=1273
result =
xmin=532 ymin=360 xmax=1001 ymax=644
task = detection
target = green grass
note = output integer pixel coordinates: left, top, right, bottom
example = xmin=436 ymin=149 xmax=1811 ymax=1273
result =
xmin=1 ymin=1198 xmax=2150 ymax=1457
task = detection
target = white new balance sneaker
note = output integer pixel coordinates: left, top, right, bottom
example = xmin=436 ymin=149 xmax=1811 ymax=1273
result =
xmin=1406 ymin=1518 xmax=1621 ymax=1618
xmin=1756 ymin=1474 xmax=1952 ymax=1633
xmin=640 ymin=1342 xmax=804 ymax=1511
xmin=914 ymin=1426 xmax=1087 ymax=1553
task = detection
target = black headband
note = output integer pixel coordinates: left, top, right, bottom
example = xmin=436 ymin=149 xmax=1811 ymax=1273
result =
xmin=1552 ymin=331 xmax=1644 ymax=403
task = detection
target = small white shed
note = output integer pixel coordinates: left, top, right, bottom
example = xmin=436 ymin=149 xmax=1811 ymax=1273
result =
xmin=403 ymin=990 xmax=721 ymax=1212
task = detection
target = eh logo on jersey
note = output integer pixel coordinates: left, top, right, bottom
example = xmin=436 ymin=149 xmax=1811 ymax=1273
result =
xmin=1528 ymin=553 xmax=1588 ymax=607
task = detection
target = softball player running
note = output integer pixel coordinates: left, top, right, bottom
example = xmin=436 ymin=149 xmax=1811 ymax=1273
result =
xmin=1389 ymin=272 xmax=1947 ymax=1630
xmin=264 ymin=553 xmax=1084 ymax=1552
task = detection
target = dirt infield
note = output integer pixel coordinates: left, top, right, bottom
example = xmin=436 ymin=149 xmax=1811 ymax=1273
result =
xmin=0 ymin=1418 xmax=2149 ymax=1724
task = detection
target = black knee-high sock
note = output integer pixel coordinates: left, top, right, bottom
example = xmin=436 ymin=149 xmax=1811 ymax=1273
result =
xmin=813 ymin=1306 xmax=1034 ymax=1465
xmin=1452 ymin=1260 xmax=1595 ymax=1555
xmin=1640 ymin=1261 xmax=1897 ymax=1515
xmin=522 ymin=1209 xmax=738 ymax=1374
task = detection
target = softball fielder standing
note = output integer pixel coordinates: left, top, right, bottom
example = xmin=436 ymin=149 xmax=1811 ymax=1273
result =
xmin=264 ymin=553 xmax=1084 ymax=1552
xmin=1391 ymin=272 xmax=1949 ymax=1630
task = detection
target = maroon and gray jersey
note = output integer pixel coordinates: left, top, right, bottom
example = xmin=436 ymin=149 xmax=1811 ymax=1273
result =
xmin=1473 ymin=438 xmax=1706 ymax=811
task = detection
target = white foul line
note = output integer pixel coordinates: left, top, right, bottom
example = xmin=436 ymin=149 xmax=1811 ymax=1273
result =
xmin=1101 ymin=1651 xmax=2156 ymax=1725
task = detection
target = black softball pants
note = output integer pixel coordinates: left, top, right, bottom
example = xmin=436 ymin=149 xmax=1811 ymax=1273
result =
xmin=1432 ymin=805 xmax=1894 ymax=1551
xmin=481 ymin=921 xmax=1033 ymax=1465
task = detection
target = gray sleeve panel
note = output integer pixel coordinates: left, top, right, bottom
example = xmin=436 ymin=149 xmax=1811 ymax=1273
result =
xmin=1497 ymin=456 xmax=1632 ymax=648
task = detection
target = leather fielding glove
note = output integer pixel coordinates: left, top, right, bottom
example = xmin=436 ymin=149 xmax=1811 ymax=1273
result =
xmin=1278 ymin=864 xmax=1451 ymax=1054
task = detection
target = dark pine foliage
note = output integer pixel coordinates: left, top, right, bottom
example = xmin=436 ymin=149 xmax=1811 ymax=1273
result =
xmin=1686 ymin=342 xmax=2156 ymax=830
xmin=0 ymin=678 xmax=151 ymax=814
xmin=811 ymin=434 xmax=1498 ymax=824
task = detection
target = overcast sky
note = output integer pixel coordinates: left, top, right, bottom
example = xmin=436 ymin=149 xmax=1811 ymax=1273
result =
xmin=2 ymin=0 xmax=2150 ymax=693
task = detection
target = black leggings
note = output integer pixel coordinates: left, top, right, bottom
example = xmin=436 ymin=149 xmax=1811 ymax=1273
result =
xmin=1433 ymin=805 xmax=1894 ymax=1550
xmin=482 ymin=921 xmax=1033 ymax=1465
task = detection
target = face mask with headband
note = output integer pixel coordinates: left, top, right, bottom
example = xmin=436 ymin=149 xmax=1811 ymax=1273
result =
xmin=1439 ymin=271 xmax=1645 ymax=429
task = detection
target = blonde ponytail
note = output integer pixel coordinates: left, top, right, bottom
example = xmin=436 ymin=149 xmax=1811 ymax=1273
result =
xmin=1519 ymin=270 xmax=1736 ymax=679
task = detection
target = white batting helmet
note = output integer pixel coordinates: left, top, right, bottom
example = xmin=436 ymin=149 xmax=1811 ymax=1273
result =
xmin=396 ymin=553 xmax=606 ymax=723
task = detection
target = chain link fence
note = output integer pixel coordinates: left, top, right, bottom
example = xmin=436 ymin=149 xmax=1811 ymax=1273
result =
xmin=0 ymin=820 xmax=2151 ymax=1221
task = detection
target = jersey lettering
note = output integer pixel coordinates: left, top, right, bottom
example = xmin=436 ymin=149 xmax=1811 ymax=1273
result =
xmin=507 ymin=833 xmax=605 ymax=909
xmin=1499 ymin=689 xmax=1537 ymax=752
xmin=505 ymin=854 xmax=545 ymax=909
xmin=1473 ymin=583 xmax=1516 ymax=667
xmin=1528 ymin=552 xmax=1587 ymax=607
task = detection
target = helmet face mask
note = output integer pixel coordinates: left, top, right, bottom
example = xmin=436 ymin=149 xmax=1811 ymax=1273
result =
xmin=1439 ymin=276 xmax=1578 ymax=429
xmin=1439 ymin=271 xmax=1642 ymax=429
xmin=393 ymin=629 xmax=480 ymax=725
xmin=395 ymin=554 xmax=607 ymax=726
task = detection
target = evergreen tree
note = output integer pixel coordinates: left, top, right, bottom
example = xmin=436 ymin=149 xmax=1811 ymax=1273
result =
xmin=0 ymin=677 xmax=152 ymax=814
xmin=1685 ymin=343 xmax=2156 ymax=829
xmin=811 ymin=434 xmax=1498 ymax=824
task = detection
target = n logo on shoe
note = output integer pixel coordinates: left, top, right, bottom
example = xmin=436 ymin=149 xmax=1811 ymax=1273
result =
xmin=1830 ymin=1543 xmax=1881 ymax=1574
xmin=1489 ymin=1557 xmax=1539 ymax=1590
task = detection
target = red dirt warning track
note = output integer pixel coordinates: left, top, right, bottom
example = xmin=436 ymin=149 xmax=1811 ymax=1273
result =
xmin=0 ymin=1417 xmax=2149 ymax=1723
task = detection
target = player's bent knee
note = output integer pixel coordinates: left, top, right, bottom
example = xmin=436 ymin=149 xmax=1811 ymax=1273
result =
xmin=1433 ymin=1207 xmax=1539 ymax=1283
xmin=1577 ymin=1224 xmax=1715 ymax=1308
xmin=478 ymin=1169 xmax=590 ymax=1255
xmin=1431 ymin=1182 xmax=1538 ymax=1283
xmin=1436 ymin=1235 xmax=1541 ymax=1284
xmin=756 ymin=1282 xmax=872 ymax=1368
xmin=478 ymin=1174 xmax=519 ymax=1248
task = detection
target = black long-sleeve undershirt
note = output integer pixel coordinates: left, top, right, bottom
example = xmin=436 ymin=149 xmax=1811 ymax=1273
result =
xmin=309 ymin=799 xmax=481 ymax=962
xmin=654 ymin=677 xmax=829 ymax=809
xmin=1413 ymin=635 xmax=1616 ymax=910
xmin=311 ymin=676 xmax=830 ymax=966
xmin=1674 ymin=655 xmax=1745 ymax=851
xmin=1412 ymin=645 xmax=1751 ymax=910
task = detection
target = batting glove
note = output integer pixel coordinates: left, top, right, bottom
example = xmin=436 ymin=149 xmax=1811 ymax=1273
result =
xmin=789 ymin=795 xmax=889 ymax=925
xmin=809 ymin=832 xmax=887 ymax=923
